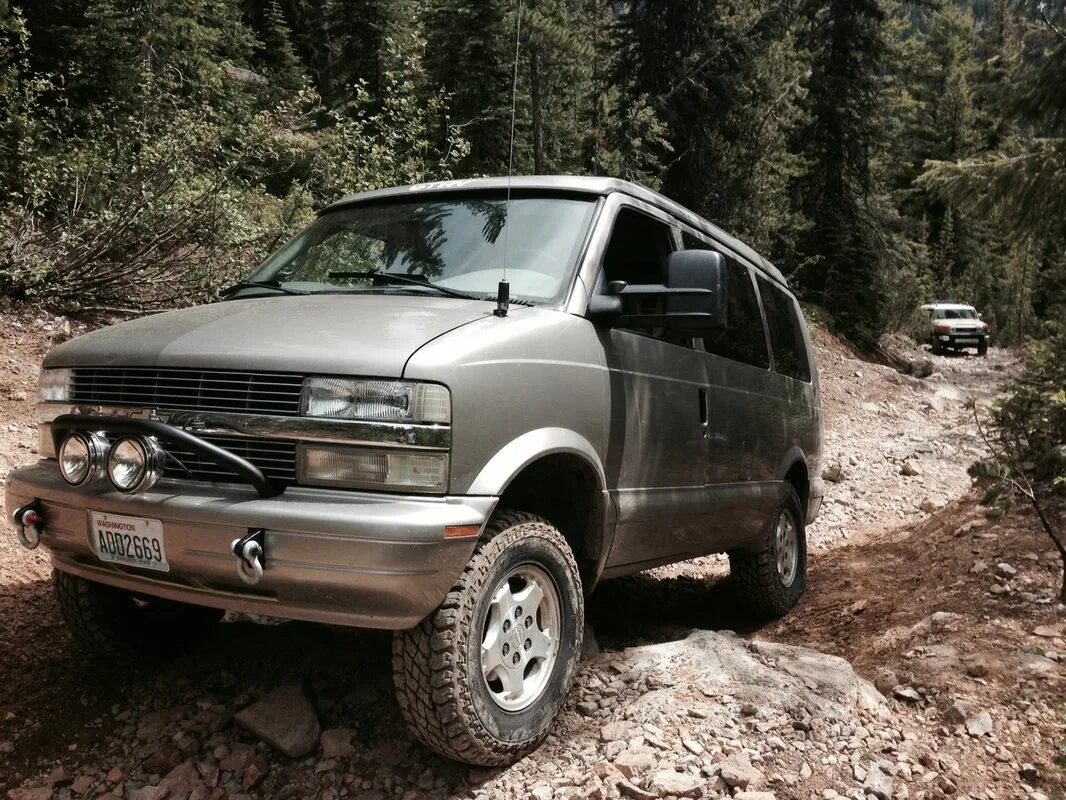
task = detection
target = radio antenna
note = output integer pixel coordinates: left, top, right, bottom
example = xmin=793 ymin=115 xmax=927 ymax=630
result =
xmin=495 ymin=0 xmax=523 ymax=318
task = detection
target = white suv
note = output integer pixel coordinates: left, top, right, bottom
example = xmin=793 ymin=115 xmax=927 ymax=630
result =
xmin=921 ymin=303 xmax=990 ymax=356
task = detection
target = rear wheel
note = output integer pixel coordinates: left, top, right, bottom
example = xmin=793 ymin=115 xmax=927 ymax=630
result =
xmin=392 ymin=510 xmax=583 ymax=766
xmin=730 ymin=486 xmax=807 ymax=617
xmin=54 ymin=571 xmax=223 ymax=665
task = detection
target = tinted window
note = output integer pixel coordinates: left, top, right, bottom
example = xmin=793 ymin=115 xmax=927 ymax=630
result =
xmin=603 ymin=208 xmax=674 ymax=286
xmin=757 ymin=277 xmax=811 ymax=382
xmin=602 ymin=209 xmax=687 ymax=345
xmin=681 ymin=233 xmax=769 ymax=369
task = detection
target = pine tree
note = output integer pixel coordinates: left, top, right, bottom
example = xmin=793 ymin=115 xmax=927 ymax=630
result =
xmin=610 ymin=0 xmax=808 ymax=259
xmin=920 ymin=4 xmax=1066 ymax=242
xmin=255 ymin=0 xmax=307 ymax=91
xmin=424 ymin=0 xmax=511 ymax=173
xmin=795 ymin=0 xmax=891 ymax=345
xmin=329 ymin=0 xmax=407 ymax=101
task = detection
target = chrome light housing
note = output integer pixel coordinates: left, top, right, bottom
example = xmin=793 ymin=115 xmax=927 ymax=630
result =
xmin=58 ymin=431 xmax=108 ymax=487
xmin=39 ymin=368 xmax=73 ymax=403
xmin=297 ymin=444 xmax=448 ymax=493
xmin=107 ymin=436 xmax=164 ymax=494
xmin=301 ymin=378 xmax=450 ymax=424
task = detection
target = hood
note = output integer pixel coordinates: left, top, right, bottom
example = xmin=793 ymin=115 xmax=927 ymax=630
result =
xmin=45 ymin=295 xmax=496 ymax=377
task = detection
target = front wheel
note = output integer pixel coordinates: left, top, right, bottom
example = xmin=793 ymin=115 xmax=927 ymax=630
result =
xmin=730 ymin=486 xmax=807 ymax=617
xmin=392 ymin=510 xmax=584 ymax=766
xmin=977 ymin=341 xmax=988 ymax=356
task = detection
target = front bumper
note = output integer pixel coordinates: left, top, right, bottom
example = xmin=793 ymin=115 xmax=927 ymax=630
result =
xmin=5 ymin=462 xmax=495 ymax=629
xmin=935 ymin=332 xmax=989 ymax=348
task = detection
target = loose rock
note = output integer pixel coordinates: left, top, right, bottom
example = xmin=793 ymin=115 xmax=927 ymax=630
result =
xmin=235 ymin=685 xmax=321 ymax=758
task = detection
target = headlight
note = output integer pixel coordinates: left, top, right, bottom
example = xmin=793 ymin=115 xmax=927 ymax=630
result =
xmin=39 ymin=368 xmax=73 ymax=402
xmin=107 ymin=436 xmax=164 ymax=494
xmin=302 ymin=378 xmax=450 ymax=424
xmin=298 ymin=444 xmax=448 ymax=493
xmin=58 ymin=432 xmax=108 ymax=486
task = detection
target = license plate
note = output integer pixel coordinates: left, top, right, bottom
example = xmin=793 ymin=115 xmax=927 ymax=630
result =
xmin=89 ymin=512 xmax=169 ymax=572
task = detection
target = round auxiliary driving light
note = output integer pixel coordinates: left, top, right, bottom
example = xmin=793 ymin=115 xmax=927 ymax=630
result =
xmin=58 ymin=432 xmax=108 ymax=487
xmin=107 ymin=436 xmax=163 ymax=494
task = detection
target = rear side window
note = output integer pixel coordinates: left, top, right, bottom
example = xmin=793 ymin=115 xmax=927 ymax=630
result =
xmin=757 ymin=277 xmax=811 ymax=382
xmin=681 ymin=234 xmax=769 ymax=369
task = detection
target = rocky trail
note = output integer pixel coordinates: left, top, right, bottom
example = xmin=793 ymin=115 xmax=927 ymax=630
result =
xmin=0 ymin=304 xmax=1062 ymax=800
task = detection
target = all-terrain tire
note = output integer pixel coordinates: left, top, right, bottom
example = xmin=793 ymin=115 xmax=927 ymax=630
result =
xmin=392 ymin=510 xmax=584 ymax=766
xmin=977 ymin=341 xmax=988 ymax=356
xmin=729 ymin=485 xmax=807 ymax=618
xmin=54 ymin=570 xmax=224 ymax=666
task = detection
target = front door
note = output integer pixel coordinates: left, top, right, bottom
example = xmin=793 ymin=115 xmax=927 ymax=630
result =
xmin=596 ymin=205 xmax=712 ymax=573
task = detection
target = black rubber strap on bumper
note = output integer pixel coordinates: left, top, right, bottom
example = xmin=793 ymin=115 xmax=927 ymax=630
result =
xmin=51 ymin=414 xmax=283 ymax=498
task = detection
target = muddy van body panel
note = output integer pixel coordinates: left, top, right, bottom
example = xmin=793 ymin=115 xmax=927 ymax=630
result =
xmin=402 ymin=308 xmax=611 ymax=498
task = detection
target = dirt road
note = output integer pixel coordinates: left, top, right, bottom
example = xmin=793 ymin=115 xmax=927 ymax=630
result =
xmin=0 ymin=305 xmax=1062 ymax=800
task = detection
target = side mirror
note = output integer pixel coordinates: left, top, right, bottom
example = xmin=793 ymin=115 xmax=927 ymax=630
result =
xmin=664 ymin=250 xmax=727 ymax=332
xmin=588 ymin=251 xmax=728 ymax=332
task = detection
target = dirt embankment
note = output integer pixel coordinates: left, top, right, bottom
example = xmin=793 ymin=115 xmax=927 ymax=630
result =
xmin=0 ymin=307 xmax=1062 ymax=800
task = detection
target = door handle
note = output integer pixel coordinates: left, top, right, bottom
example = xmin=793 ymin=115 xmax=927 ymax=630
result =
xmin=698 ymin=388 xmax=708 ymax=437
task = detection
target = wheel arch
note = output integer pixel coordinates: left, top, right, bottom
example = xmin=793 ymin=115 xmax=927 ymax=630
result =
xmin=468 ymin=428 xmax=609 ymax=590
xmin=777 ymin=447 xmax=811 ymax=512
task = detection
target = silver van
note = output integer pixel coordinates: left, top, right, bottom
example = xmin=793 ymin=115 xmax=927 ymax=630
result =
xmin=6 ymin=177 xmax=822 ymax=765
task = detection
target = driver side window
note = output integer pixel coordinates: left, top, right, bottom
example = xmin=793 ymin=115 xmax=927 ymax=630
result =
xmin=601 ymin=208 xmax=685 ymax=344
xmin=602 ymin=207 xmax=675 ymax=286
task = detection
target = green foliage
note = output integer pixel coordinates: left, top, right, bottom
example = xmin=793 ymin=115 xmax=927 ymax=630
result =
xmin=984 ymin=325 xmax=1066 ymax=484
xmin=423 ymin=0 xmax=512 ymax=173
xmin=970 ymin=322 xmax=1066 ymax=600
xmin=0 ymin=0 xmax=464 ymax=311
xmin=0 ymin=0 xmax=1062 ymax=352
xmin=610 ymin=1 xmax=809 ymax=261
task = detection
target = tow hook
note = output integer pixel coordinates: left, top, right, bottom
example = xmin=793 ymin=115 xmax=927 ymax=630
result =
xmin=13 ymin=500 xmax=45 ymax=550
xmin=231 ymin=528 xmax=266 ymax=585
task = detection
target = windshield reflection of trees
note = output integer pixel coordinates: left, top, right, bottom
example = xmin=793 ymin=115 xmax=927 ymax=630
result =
xmin=298 ymin=200 xmax=510 ymax=283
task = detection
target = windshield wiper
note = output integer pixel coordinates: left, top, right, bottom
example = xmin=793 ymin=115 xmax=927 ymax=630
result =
xmin=498 ymin=295 xmax=535 ymax=307
xmin=222 ymin=279 xmax=308 ymax=297
xmin=327 ymin=271 xmax=480 ymax=301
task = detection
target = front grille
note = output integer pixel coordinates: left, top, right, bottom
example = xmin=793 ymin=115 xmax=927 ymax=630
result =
xmin=161 ymin=435 xmax=297 ymax=484
xmin=71 ymin=368 xmax=305 ymax=416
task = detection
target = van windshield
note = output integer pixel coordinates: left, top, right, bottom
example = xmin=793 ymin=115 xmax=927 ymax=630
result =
xmin=237 ymin=195 xmax=598 ymax=305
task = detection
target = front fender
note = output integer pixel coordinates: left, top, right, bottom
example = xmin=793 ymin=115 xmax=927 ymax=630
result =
xmin=467 ymin=427 xmax=606 ymax=497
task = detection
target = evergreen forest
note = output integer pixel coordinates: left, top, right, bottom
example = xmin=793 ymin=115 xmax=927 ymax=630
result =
xmin=1 ymin=0 xmax=1064 ymax=347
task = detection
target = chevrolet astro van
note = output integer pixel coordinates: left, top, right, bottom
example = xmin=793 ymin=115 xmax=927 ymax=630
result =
xmin=6 ymin=177 xmax=823 ymax=765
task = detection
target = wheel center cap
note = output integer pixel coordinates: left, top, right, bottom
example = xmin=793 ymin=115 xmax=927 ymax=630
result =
xmin=506 ymin=627 xmax=524 ymax=666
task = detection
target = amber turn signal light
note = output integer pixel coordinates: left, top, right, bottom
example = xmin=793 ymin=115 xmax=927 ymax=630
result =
xmin=444 ymin=524 xmax=481 ymax=539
